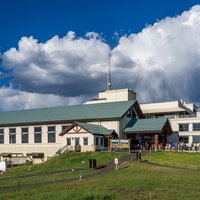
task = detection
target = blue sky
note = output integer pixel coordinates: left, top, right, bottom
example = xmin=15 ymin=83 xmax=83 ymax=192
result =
xmin=0 ymin=0 xmax=199 ymax=51
xmin=1 ymin=0 xmax=200 ymax=110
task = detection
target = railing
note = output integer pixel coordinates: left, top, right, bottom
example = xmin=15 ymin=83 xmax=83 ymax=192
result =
xmin=55 ymin=145 xmax=74 ymax=155
xmin=145 ymin=160 xmax=200 ymax=171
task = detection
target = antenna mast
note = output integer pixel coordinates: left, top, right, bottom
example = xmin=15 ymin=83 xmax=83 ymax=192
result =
xmin=107 ymin=52 xmax=112 ymax=90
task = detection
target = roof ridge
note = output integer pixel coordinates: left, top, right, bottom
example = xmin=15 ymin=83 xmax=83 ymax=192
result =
xmin=0 ymin=100 xmax=136 ymax=114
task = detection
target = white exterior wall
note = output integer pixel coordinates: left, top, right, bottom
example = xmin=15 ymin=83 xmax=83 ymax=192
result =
xmin=140 ymin=101 xmax=193 ymax=115
xmin=0 ymin=124 xmax=68 ymax=161
xmin=170 ymin=117 xmax=200 ymax=145
xmin=85 ymin=88 xmax=136 ymax=104
xmin=0 ymin=120 xmax=121 ymax=162
xmin=61 ymin=132 xmax=95 ymax=152
xmin=98 ymin=89 xmax=136 ymax=102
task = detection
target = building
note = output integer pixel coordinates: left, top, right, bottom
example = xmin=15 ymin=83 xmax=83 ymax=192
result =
xmin=0 ymin=88 xmax=172 ymax=163
xmin=140 ymin=100 xmax=200 ymax=146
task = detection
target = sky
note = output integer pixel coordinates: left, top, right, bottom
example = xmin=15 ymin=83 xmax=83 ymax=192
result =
xmin=1 ymin=0 xmax=200 ymax=111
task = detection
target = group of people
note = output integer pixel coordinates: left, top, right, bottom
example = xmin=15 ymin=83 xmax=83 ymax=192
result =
xmin=132 ymin=142 xmax=200 ymax=152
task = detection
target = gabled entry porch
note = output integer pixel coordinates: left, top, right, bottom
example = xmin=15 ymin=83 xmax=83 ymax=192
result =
xmin=59 ymin=121 xmax=117 ymax=153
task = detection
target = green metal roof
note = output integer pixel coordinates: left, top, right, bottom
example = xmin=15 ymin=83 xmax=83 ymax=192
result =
xmin=0 ymin=101 xmax=136 ymax=126
xmin=124 ymin=118 xmax=168 ymax=133
xmin=75 ymin=122 xmax=115 ymax=135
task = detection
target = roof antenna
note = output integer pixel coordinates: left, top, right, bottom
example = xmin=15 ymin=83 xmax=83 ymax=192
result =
xmin=107 ymin=52 xmax=112 ymax=90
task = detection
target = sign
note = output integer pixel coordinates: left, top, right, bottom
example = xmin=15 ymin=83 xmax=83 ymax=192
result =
xmin=120 ymin=140 xmax=129 ymax=148
xmin=110 ymin=139 xmax=131 ymax=154
xmin=110 ymin=139 xmax=119 ymax=147
xmin=110 ymin=139 xmax=130 ymax=149
xmin=114 ymin=158 xmax=118 ymax=164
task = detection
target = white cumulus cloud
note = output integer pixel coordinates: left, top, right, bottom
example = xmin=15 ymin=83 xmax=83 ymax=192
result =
xmin=0 ymin=86 xmax=85 ymax=111
xmin=1 ymin=5 xmax=200 ymax=111
xmin=111 ymin=5 xmax=200 ymax=102
xmin=3 ymin=32 xmax=110 ymax=97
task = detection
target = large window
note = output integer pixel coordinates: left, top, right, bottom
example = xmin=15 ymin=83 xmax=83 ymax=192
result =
xmin=34 ymin=127 xmax=42 ymax=143
xmin=48 ymin=126 xmax=56 ymax=143
xmin=179 ymin=136 xmax=189 ymax=143
xmin=75 ymin=138 xmax=80 ymax=145
xmin=67 ymin=138 xmax=71 ymax=145
xmin=0 ymin=129 xmax=4 ymax=144
xmin=100 ymin=138 xmax=104 ymax=146
xmin=179 ymin=124 xmax=189 ymax=132
xmin=95 ymin=137 xmax=99 ymax=146
xmin=21 ymin=127 xmax=29 ymax=143
xmin=193 ymin=123 xmax=200 ymax=131
xmin=9 ymin=128 xmax=16 ymax=144
xmin=193 ymin=136 xmax=200 ymax=143
xmin=83 ymin=137 xmax=88 ymax=145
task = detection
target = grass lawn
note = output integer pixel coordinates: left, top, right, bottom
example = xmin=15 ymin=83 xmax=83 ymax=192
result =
xmin=1 ymin=151 xmax=126 ymax=177
xmin=0 ymin=152 xmax=126 ymax=190
xmin=143 ymin=151 xmax=200 ymax=167
xmin=1 ymin=161 xmax=200 ymax=200
xmin=1 ymin=151 xmax=200 ymax=200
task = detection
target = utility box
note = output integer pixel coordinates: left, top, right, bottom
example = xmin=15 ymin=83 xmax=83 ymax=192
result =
xmin=89 ymin=159 xmax=97 ymax=169
xmin=0 ymin=161 xmax=7 ymax=172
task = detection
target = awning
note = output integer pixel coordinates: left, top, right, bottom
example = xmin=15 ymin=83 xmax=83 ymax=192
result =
xmin=124 ymin=118 xmax=172 ymax=135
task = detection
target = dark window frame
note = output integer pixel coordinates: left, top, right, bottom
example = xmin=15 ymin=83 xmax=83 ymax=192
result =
xmin=83 ymin=137 xmax=88 ymax=145
xmin=21 ymin=127 xmax=29 ymax=143
xmin=67 ymin=138 xmax=71 ymax=145
xmin=95 ymin=137 xmax=99 ymax=146
xmin=0 ymin=128 xmax=4 ymax=144
xmin=9 ymin=128 xmax=16 ymax=144
xmin=193 ymin=123 xmax=200 ymax=131
xmin=62 ymin=125 xmax=69 ymax=131
xmin=48 ymin=126 xmax=56 ymax=143
xmin=179 ymin=136 xmax=189 ymax=143
xmin=179 ymin=124 xmax=189 ymax=132
xmin=193 ymin=136 xmax=200 ymax=143
xmin=34 ymin=127 xmax=42 ymax=143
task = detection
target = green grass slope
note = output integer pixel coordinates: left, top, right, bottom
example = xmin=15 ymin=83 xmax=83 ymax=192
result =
xmin=1 ymin=152 xmax=200 ymax=200
xmin=2 ymin=152 xmax=126 ymax=177
xmin=1 ymin=161 xmax=200 ymax=200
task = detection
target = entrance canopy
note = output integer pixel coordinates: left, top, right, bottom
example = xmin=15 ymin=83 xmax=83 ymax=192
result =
xmin=124 ymin=118 xmax=172 ymax=135
xmin=124 ymin=118 xmax=172 ymax=148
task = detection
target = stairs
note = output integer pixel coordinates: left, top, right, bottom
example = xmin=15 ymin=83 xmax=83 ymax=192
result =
xmin=55 ymin=145 xmax=74 ymax=155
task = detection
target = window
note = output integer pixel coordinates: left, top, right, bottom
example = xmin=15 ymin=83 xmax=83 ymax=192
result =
xmin=126 ymin=110 xmax=131 ymax=118
xmin=75 ymin=138 xmax=80 ymax=145
xmin=193 ymin=136 xmax=200 ymax=143
xmin=83 ymin=137 xmax=88 ymax=145
xmin=21 ymin=127 xmax=29 ymax=143
xmin=100 ymin=138 xmax=104 ymax=146
xmin=193 ymin=123 xmax=200 ymax=131
xmin=179 ymin=136 xmax=189 ymax=143
xmin=95 ymin=137 xmax=99 ymax=146
xmin=179 ymin=124 xmax=189 ymax=131
xmin=62 ymin=125 xmax=69 ymax=131
xmin=48 ymin=126 xmax=56 ymax=143
xmin=34 ymin=127 xmax=42 ymax=143
xmin=127 ymin=109 xmax=136 ymax=118
xmin=9 ymin=128 xmax=16 ymax=144
xmin=67 ymin=138 xmax=71 ymax=145
xmin=0 ymin=129 xmax=4 ymax=144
